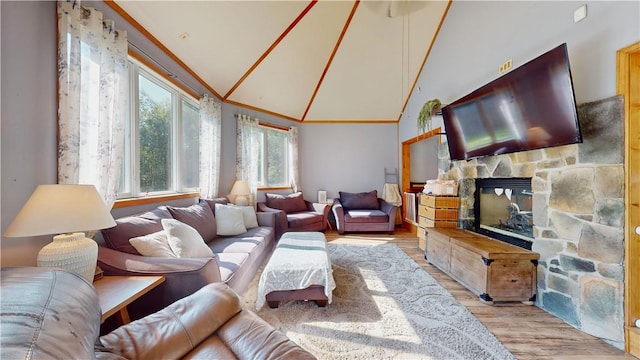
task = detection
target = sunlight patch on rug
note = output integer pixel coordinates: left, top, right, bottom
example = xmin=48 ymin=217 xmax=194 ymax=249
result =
xmin=242 ymin=243 xmax=516 ymax=360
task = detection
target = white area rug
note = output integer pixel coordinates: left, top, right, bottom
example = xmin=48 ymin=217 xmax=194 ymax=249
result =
xmin=242 ymin=243 xmax=516 ymax=359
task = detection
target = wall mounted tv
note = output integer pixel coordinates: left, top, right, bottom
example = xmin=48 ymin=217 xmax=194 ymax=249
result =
xmin=441 ymin=43 xmax=582 ymax=161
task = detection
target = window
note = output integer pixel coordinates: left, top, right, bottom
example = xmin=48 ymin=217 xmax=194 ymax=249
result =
xmin=119 ymin=59 xmax=200 ymax=198
xmin=257 ymin=125 xmax=289 ymax=188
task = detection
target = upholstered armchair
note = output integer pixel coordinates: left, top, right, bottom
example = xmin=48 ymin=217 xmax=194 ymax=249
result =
xmin=332 ymin=190 xmax=398 ymax=235
xmin=257 ymin=192 xmax=330 ymax=238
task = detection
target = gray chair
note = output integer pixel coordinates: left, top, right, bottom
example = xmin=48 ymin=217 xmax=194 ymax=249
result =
xmin=332 ymin=190 xmax=398 ymax=235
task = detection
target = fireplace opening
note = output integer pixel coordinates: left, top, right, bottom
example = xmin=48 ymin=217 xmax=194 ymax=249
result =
xmin=474 ymin=178 xmax=533 ymax=250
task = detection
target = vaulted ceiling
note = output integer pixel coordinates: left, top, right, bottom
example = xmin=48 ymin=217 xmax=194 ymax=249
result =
xmin=111 ymin=0 xmax=450 ymax=123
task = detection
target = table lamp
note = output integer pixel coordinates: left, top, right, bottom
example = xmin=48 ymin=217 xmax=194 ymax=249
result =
xmin=3 ymin=184 xmax=116 ymax=282
xmin=230 ymin=180 xmax=250 ymax=206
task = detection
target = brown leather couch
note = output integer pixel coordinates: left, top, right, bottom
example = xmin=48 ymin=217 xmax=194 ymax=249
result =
xmin=332 ymin=190 xmax=398 ymax=234
xmin=258 ymin=192 xmax=330 ymax=238
xmin=1 ymin=267 xmax=315 ymax=360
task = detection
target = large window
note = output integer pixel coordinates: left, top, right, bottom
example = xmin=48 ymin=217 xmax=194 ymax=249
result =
xmin=119 ymin=59 xmax=199 ymax=198
xmin=257 ymin=125 xmax=289 ymax=188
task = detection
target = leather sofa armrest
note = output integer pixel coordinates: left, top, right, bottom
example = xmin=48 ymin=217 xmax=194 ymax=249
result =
xmin=216 ymin=310 xmax=317 ymax=360
xmin=379 ymin=199 xmax=399 ymax=234
xmin=332 ymin=199 xmax=346 ymax=234
xmin=97 ymin=246 xmax=222 ymax=313
xmin=379 ymin=198 xmax=397 ymax=215
xmin=100 ymin=283 xmax=243 ymax=360
xmin=257 ymin=202 xmax=287 ymax=239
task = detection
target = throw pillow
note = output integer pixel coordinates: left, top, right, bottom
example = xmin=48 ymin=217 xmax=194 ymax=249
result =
xmin=167 ymin=201 xmax=217 ymax=242
xmin=339 ymin=190 xmax=380 ymax=211
xmin=265 ymin=192 xmax=307 ymax=213
xmin=101 ymin=207 xmax=173 ymax=255
xmin=129 ymin=231 xmax=176 ymax=258
xmin=214 ymin=204 xmax=248 ymax=236
xmin=230 ymin=204 xmax=259 ymax=229
xmin=161 ymin=219 xmax=214 ymax=258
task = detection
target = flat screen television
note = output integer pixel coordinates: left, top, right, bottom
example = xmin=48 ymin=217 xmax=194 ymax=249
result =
xmin=441 ymin=43 xmax=582 ymax=161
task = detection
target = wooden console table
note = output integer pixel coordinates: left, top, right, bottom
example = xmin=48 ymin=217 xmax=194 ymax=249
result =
xmin=94 ymin=275 xmax=165 ymax=324
xmin=425 ymin=228 xmax=539 ymax=304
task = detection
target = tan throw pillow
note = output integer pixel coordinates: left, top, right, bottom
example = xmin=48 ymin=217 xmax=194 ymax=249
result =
xmin=129 ymin=230 xmax=176 ymax=257
xmin=161 ymin=219 xmax=214 ymax=258
xmin=230 ymin=205 xmax=259 ymax=229
xmin=215 ymin=204 xmax=248 ymax=236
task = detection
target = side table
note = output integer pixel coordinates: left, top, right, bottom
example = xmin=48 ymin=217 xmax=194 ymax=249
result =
xmin=94 ymin=275 xmax=165 ymax=324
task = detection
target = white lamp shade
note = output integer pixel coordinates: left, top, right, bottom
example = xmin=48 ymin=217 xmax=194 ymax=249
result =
xmin=3 ymin=184 xmax=116 ymax=282
xmin=4 ymin=184 xmax=116 ymax=237
xmin=229 ymin=180 xmax=250 ymax=196
xmin=229 ymin=180 xmax=251 ymax=206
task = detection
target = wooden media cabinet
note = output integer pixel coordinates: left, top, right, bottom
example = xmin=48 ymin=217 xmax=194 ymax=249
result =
xmin=425 ymin=228 xmax=539 ymax=304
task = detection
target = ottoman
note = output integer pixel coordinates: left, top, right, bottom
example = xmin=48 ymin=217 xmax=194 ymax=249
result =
xmin=256 ymin=232 xmax=336 ymax=309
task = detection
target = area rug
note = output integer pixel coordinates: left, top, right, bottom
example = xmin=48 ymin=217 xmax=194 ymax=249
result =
xmin=242 ymin=243 xmax=516 ymax=360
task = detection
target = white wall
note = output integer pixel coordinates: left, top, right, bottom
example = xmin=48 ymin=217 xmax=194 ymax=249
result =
xmin=1 ymin=1 xmax=58 ymax=267
xmin=399 ymin=1 xmax=640 ymax=144
xmin=299 ymin=123 xmax=399 ymax=202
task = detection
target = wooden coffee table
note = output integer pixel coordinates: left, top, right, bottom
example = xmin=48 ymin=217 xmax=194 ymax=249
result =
xmin=94 ymin=275 xmax=165 ymax=324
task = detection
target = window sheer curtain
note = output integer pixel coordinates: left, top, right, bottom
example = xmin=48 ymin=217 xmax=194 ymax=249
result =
xmin=236 ymin=114 xmax=260 ymax=205
xmin=199 ymin=94 xmax=222 ymax=199
xmin=288 ymin=126 xmax=300 ymax=192
xmin=57 ymin=1 xmax=128 ymax=209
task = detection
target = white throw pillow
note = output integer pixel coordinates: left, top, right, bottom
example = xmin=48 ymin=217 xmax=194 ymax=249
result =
xmin=230 ymin=204 xmax=259 ymax=229
xmin=161 ymin=219 xmax=214 ymax=258
xmin=129 ymin=230 xmax=176 ymax=257
xmin=215 ymin=203 xmax=248 ymax=236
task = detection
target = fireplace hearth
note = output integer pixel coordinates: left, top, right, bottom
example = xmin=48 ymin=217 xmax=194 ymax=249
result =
xmin=474 ymin=178 xmax=533 ymax=250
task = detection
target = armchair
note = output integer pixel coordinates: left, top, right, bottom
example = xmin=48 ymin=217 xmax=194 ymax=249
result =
xmin=258 ymin=192 xmax=330 ymax=238
xmin=332 ymin=190 xmax=398 ymax=235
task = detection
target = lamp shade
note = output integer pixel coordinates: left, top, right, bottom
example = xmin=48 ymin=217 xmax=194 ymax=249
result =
xmin=229 ymin=180 xmax=250 ymax=196
xmin=229 ymin=180 xmax=251 ymax=206
xmin=4 ymin=184 xmax=116 ymax=237
xmin=4 ymin=184 xmax=116 ymax=282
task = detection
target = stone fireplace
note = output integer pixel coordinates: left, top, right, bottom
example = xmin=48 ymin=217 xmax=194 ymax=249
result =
xmin=437 ymin=96 xmax=625 ymax=348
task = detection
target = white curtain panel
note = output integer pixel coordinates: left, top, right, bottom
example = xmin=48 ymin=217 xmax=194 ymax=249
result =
xmin=198 ymin=94 xmax=222 ymax=199
xmin=236 ymin=114 xmax=260 ymax=205
xmin=57 ymin=0 xmax=128 ymax=209
xmin=288 ymin=126 xmax=300 ymax=192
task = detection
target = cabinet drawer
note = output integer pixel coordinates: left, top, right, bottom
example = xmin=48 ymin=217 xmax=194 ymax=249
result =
xmin=419 ymin=216 xmax=457 ymax=228
xmin=418 ymin=205 xmax=429 ymax=218
xmin=419 ymin=194 xmax=459 ymax=209
xmin=425 ymin=207 xmax=458 ymax=221
xmin=417 ymin=227 xmax=427 ymax=251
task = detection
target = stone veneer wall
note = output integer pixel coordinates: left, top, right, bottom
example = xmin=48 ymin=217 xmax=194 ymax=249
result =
xmin=437 ymin=96 xmax=625 ymax=348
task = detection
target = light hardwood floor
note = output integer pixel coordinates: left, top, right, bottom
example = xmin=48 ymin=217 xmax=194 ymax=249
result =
xmin=324 ymin=228 xmax=635 ymax=360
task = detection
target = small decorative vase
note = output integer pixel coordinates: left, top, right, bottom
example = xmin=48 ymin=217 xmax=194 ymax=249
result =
xmin=37 ymin=232 xmax=98 ymax=283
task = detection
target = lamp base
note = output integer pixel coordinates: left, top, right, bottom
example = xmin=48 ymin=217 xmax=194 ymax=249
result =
xmin=235 ymin=196 xmax=249 ymax=206
xmin=37 ymin=232 xmax=98 ymax=283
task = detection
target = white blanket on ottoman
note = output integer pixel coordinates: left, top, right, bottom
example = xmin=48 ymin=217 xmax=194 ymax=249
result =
xmin=256 ymin=232 xmax=336 ymax=310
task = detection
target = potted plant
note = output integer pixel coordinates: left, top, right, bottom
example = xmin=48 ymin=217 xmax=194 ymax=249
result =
xmin=417 ymin=98 xmax=442 ymax=134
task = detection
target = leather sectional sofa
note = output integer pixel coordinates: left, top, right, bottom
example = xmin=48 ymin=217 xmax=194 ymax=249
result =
xmin=97 ymin=197 xmax=276 ymax=319
xmin=1 ymin=267 xmax=315 ymax=359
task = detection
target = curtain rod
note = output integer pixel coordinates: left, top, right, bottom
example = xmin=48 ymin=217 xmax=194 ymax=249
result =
xmin=234 ymin=114 xmax=290 ymax=131
xmin=128 ymin=41 xmax=204 ymax=98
